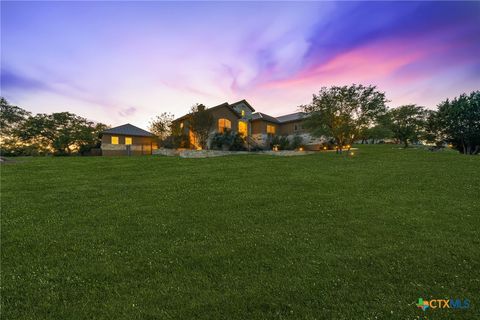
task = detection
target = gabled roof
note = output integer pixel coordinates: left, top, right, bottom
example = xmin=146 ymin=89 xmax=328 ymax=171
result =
xmin=102 ymin=123 xmax=155 ymax=137
xmin=230 ymin=99 xmax=255 ymax=112
xmin=276 ymin=112 xmax=307 ymax=123
xmin=251 ymin=112 xmax=280 ymax=123
xmin=172 ymin=102 xmax=240 ymax=123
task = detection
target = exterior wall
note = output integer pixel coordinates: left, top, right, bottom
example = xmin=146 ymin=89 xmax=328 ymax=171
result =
xmin=101 ymin=134 xmax=155 ymax=146
xmin=175 ymin=105 xmax=243 ymax=149
xmin=288 ymin=133 xmax=325 ymax=150
xmin=251 ymin=133 xmax=269 ymax=147
xmin=251 ymin=120 xmax=278 ymax=135
xmin=277 ymin=120 xmax=324 ymax=150
xmin=101 ymin=134 xmax=157 ymax=156
xmin=210 ymin=107 xmax=239 ymax=134
xmin=279 ymin=120 xmax=304 ymax=135
xmin=231 ymin=102 xmax=254 ymax=119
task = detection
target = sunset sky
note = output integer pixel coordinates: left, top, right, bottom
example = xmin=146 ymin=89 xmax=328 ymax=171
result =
xmin=1 ymin=1 xmax=479 ymax=128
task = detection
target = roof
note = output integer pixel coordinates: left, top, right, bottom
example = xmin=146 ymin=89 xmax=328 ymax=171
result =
xmin=102 ymin=123 xmax=155 ymax=137
xmin=251 ymin=112 xmax=280 ymax=123
xmin=172 ymin=102 xmax=240 ymax=123
xmin=276 ymin=112 xmax=307 ymax=123
xmin=230 ymin=99 xmax=256 ymax=112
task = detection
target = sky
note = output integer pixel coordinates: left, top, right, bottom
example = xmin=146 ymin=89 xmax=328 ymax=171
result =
xmin=1 ymin=1 xmax=480 ymax=128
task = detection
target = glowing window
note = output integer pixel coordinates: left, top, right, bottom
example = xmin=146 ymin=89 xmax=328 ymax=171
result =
xmin=218 ymin=118 xmax=231 ymax=133
xmin=125 ymin=137 xmax=132 ymax=145
xmin=111 ymin=136 xmax=119 ymax=144
xmin=267 ymin=124 xmax=276 ymax=134
xmin=238 ymin=121 xmax=247 ymax=136
xmin=241 ymin=110 xmax=245 ymax=117
xmin=180 ymin=122 xmax=184 ymax=129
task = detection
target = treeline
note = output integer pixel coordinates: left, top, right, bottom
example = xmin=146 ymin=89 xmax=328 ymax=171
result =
xmin=302 ymin=86 xmax=479 ymax=155
xmin=0 ymin=98 xmax=108 ymax=156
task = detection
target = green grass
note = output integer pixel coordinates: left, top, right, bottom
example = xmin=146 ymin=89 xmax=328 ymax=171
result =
xmin=1 ymin=145 xmax=479 ymax=319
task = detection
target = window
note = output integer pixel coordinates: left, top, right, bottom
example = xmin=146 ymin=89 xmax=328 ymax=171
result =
xmin=241 ymin=110 xmax=245 ymax=117
xmin=180 ymin=122 xmax=184 ymax=129
xmin=238 ymin=121 xmax=247 ymax=137
xmin=267 ymin=124 xmax=276 ymax=134
xmin=125 ymin=137 xmax=132 ymax=145
xmin=111 ymin=136 xmax=119 ymax=144
xmin=294 ymin=124 xmax=298 ymax=131
xmin=218 ymin=118 xmax=231 ymax=133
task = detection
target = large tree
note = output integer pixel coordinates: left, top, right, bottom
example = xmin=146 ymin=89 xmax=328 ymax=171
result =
xmin=302 ymin=84 xmax=388 ymax=152
xmin=19 ymin=112 xmax=107 ymax=155
xmin=436 ymin=91 xmax=480 ymax=155
xmin=385 ymin=105 xmax=428 ymax=148
xmin=149 ymin=112 xmax=174 ymax=142
xmin=188 ymin=103 xmax=213 ymax=149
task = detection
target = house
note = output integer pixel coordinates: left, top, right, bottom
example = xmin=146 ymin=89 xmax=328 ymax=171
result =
xmin=172 ymin=99 xmax=324 ymax=150
xmin=101 ymin=123 xmax=158 ymax=156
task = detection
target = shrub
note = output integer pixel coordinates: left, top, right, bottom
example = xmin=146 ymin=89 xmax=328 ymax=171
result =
xmin=211 ymin=130 xmax=246 ymax=151
xmin=270 ymin=135 xmax=290 ymax=150
xmin=290 ymin=135 xmax=304 ymax=150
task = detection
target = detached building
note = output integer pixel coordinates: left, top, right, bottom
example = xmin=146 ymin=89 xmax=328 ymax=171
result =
xmin=101 ymin=124 xmax=158 ymax=156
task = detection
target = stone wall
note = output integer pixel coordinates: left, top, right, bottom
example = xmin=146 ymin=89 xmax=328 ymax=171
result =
xmin=153 ymin=148 xmax=314 ymax=158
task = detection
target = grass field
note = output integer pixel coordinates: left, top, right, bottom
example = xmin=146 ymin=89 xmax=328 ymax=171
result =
xmin=1 ymin=145 xmax=479 ymax=319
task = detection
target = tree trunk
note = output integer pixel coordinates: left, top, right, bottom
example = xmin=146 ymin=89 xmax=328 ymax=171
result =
xmin=473 ymin=145 xmax=479 ymax=155
xmin=403 ymin=140 xmax=409 ymax=148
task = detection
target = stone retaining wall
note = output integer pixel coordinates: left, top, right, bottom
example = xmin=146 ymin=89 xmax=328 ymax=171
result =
xmin=152 ymin=149 xmax=315 ymax=158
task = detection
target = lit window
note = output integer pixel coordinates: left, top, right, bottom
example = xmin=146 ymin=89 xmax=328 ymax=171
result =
xmin=180 ymin=122 xmax=184 ymax=129
xmin=267 ymin=124 xmax=276 ymax=134
xmin=241 ymin=110 xmax=245 ymax=117
xmin=111 ymin=136 xmax=119 ymax=144
xmin=238 ymin=121 xmax=247 ymax=136
xmin=218 ymin=118 xmax=231 ymax=133
xmin=125 ymin=137 xmax=132 ymax=145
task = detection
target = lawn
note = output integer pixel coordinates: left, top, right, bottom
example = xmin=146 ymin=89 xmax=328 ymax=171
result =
xmin=1 ymin=145 xmax=479 ymax=319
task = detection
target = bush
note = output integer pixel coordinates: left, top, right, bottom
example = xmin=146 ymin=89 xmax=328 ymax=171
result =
xmin=270 ymin=135 xmax=290 ymax=150
xmin=290 ymin=135 xmax=304 ymax=150
xmin=269 ymin=135 xmax=304 ymax=150
xmin=211 ymin=130 xmax=246 ymax=151
xmin=163 ymin=134 xmax=189 ymax=149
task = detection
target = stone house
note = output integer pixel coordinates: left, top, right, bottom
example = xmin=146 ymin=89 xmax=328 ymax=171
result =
xmin=172 ymin=99 xmax=324 ymax=150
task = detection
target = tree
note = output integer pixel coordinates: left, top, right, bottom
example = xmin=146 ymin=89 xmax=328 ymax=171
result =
xmin=385 ymin=105 xmax=428 ymax=148
xmin=301 ymin=84 xmax=388 ymax=153
xmin=0 ymin=97 xmax=32 ymax=155
xmin=189 ymin=103 xmax=213 ymax=149
xmin=20 ymin=112 xmax=108 ymax=155
xmin=149 ymin=112 xmax=174 ymax=142
xmin=423 ymin=110 xmax=445 ymax=147
xmin=436 ymin=91 xmax=480 ymax=155
xmin=361 ymin=124 xmax=394 ymax=144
